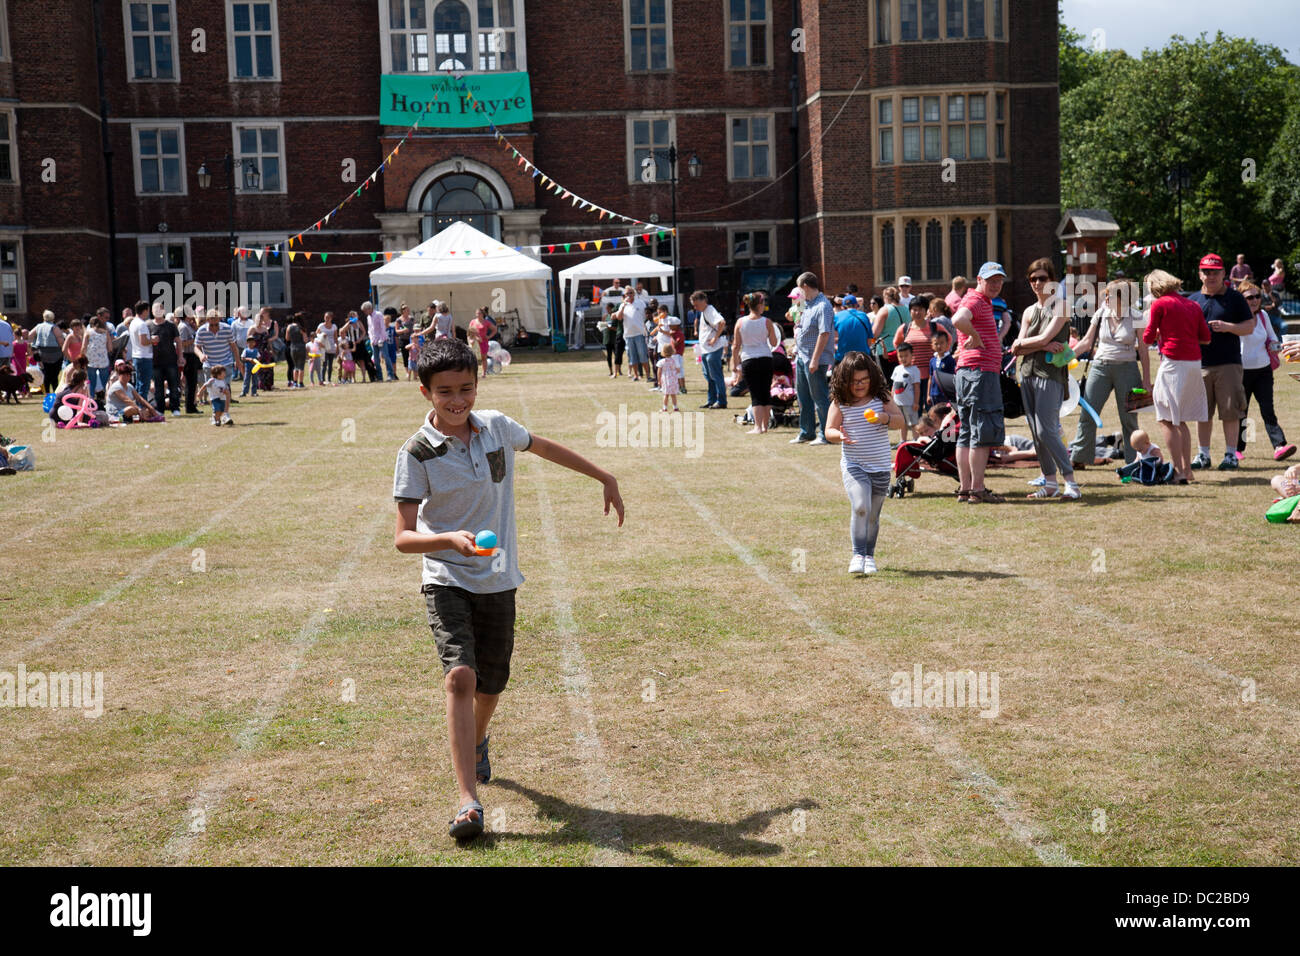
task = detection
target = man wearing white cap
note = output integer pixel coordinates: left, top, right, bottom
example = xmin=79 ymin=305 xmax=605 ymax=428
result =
xmin=897 ymin=276 xmax=914 ymax=309
xmin=951 ymin=262 xmax=1008 ymax=503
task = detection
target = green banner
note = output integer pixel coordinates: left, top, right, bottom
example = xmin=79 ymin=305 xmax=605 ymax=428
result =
xmin=380 ymin=72 xmax=533 ymax=128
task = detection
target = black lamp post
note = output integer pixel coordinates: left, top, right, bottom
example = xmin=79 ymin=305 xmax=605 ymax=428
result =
xmin=197 ymin=154 xmax=261 ymax=283
xmin=666 ymin=143 xmax=701 ymax=312
xmin=1165 ymin=163 xmax=1191 ymax=280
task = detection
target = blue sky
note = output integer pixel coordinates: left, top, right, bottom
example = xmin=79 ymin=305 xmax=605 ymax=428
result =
xmin=1061 ymin=0 xmax=1300 ymax=62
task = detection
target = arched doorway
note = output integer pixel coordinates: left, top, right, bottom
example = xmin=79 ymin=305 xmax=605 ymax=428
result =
xmin=418 ymin=172 xmax=502 ymax=241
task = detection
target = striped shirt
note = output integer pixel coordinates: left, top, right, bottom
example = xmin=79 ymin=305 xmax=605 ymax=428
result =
xmin=839 ymin=399 xmax=893 ymax=471
xmin=194 ymin=323 xmax=236 ymax=368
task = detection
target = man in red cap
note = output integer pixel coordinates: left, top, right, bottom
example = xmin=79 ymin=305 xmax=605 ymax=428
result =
xmin=1188 ymin=253 xmax=1253 ymax=470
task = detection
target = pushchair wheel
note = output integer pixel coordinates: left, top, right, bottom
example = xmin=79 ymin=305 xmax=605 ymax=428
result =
xmin=905 ymin=478 xmax=914 ymax=494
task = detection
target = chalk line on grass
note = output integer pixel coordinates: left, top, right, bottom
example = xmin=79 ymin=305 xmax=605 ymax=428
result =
xmin=516 ymin=388 xmax=625 ymax=865
xmin=164 ymin=511 xmax=389 ymax=863
xmin=577 ymin=386 xmax=1078 ymax=866
xmin=15 ymin=394 xmax=392 ymax=660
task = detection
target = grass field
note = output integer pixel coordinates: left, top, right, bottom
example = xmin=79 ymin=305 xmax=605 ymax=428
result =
xmin=2 ymin=351 xmax=1298 ymax=866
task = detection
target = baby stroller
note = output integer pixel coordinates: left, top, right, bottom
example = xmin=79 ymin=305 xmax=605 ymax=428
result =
xmin=888 ymin=429 xmax=959 ymax=498
xmin=732 ymin=344 xmax=799 ymax=429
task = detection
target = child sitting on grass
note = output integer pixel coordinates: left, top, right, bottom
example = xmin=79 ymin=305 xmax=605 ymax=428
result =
xmin=393 ymin=337 xmax=624 ymax=842
xmin=1271 ymin=464 xmax=1300 ymax=499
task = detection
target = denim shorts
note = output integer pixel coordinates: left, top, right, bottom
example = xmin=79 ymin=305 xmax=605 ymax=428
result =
xmin=955 ymin=368 xmax=1005 ymax=447
xmin=211 ymin=397 xmax=227 ymax=414
xmin=625 ymin=334 xmax=649 ymax=366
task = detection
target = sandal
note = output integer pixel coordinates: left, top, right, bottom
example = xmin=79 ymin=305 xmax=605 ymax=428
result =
xmin=968 ymin=488 xmax=1005 ymax=504
xmin=1027 ymin=484 xmax=1060 ymax=499
xmin=475 ymin=735 xmax=491 ymax=784
xmin=956 ymin=489 xmax=971 ymax=503
xmin=449 ymin=799 xmax=485 ymax=841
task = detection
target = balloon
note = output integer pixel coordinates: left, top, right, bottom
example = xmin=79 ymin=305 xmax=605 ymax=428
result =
xmin=56 ymin=404 xmax=73 ymax=421
xmin=1077 ymin=395 xmax=1104 ymax=428
xmin=863 ymin=408 xmax=881 ymax=423
xmin=42 ymin=393 xmax=57 ymax=413
xmin=488 ymin=340 xmax=503 ymax=354
xmin=498 ymin=350 xmax=511 ymax=366
xmin=249 ymin=360 xmax=275 ymax=373
xmin=1060 ymin=376 xmax=1081 ymax=418
xmin=56 ymin=393 xmax=99 ymax=429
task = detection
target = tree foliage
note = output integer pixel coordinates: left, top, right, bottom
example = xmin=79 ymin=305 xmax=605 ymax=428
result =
xmin=1059 ymin=25 xmax=1297 ymax=285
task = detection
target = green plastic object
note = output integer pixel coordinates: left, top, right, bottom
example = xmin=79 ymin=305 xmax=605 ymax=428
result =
xmin=1131 ymin=387 xmax=1148 ymax=395
xmin=1047 ymin=346 xmax=1076 ymax=367
xmin=1266 ymin=495 xmax=1300 ymax=524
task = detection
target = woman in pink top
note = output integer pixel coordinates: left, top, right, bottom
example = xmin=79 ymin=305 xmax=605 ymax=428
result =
xmin=468 ymin=308 xmax=497 ymax=377
xmin=1141 ymin=269 xmax=1212 ymax=483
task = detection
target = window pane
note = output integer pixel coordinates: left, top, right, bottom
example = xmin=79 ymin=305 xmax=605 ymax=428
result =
xmin=233 ymin=4 xmax=250 ymax=31
xmin=970 ymin=124 xmax=987 ymax=159
xmin=630 ymin=0 xmax=645 ymax=25
xmin=391 ymin=34 xmax=408 ymax=70
xmin=877 ymin=0 xmax=891 ymax=43
xmin=970 ymin=94 xmax=986 ymax=120
xmin=752 ymin=145 xmax=768 ymax=177
xmin=923 ymin=96 xmax=939 ymax=122
xmin=731 ymin=117 xmax=747 ymax=143
xmin=947 ymin=125 xmax=964 ymax=160
xmin=154 ymin=36 xmax=173 ymax=77
xmin=948 ymin=95 xmax=964 ymax=121
xmin=261 ymin=128 xmax=278 ymax=152
xmin=730 ymin=0 xmax=745 ymax=18
xmin=630 ymin=31 xmax=646 ymax=70
xmin=256 ymin=35 xmax=273 ymax=74
xmin=649 ymin=0 xmax=666 ymax=24
xmin=947 ymin=0 xmax=963 ymax=37
xmin=138 ymin=129 xmax=157 ymax=155
xmin=905 ymin=221 xmax=922 ymax=278
xmin=152 ymin=3 xmax=170 ymax=31
xmin=653 ymin=119 xmax=668 ymax=143
xmin=478 ymin=0 xmax=494 ymax=26
xmin=261 ymin=157 xmax=280 ymax=190
xmin=902 ymin=127 xmax=919 ymax=161
xmin=879 ymin=128 xmax=893 ymax=163
xmin=921 ymin=0 xmax=938 ymax=39
xmin=994 ymin=0 xmax=1003 ymax=38
xmin=754 ymin=231 xmax=770 ymax=255
xmin=750 ymin=25 xmax=766 ymax=65
xmin=751 ymin=0 xmax=765 ymax=18
xmin=924 ymin=126 xmax=940 ymax=160
xmin=729 ymin=26 xmax=746 ymax=67
xmin=950 ymin=220 xmax=967 ymax=277
xmin=900 ymin=0 xmax=917 ymax=41
xmin=253 ymin=3 xmax=271 ymax=31
xmin=996 ymin=124 xmax=1005 ymax=158
xmin=902 ymin=97 xmax=918 ymax=122
xmin=926 ymin=221 xmax=943 ymax=280
xmin=236 ymin=36 xmax=252 ymax=76
xmin=2 ymin=275 xmax=17 ymax=309
xmin=971 ymin=219 xmax=987 ymax=266
xmin=166 ymin=245 xmax=185 ymax=269
xmin=734 ymin=146 xmax=749 ymax=179
xmin=162 ymin=157 xmax=181 ymax=192
xmin=132 ymin=36 xmax=152 ymax=77
xmin=240 ymin=129 xmax=258 ymax=153
xmin=267 ymin=270 xmax=285 ymax=305
xmin=881 ymin=223 xmax=895 ymax=281
xmin=650 ymin=30 xmax=667 ymax=70
xmin=969 ymin=0 xmax=985 ymax=38
xmin=878 ymin=99 xmax=892 ymax=124
xmin=142 ymin=161 xmax=159 ymax=192
xmin=996 ymin=92 xmax=1005 ymax=119
xmin=633 ymin=120 xmax=649 ymax=146
xmin=752 ymin=117 xmax=767 ymax=141
xmin=390 ymin=0 xmax=406 ymax=29
xmin=130 ymin=3 xmax=149 ymax=31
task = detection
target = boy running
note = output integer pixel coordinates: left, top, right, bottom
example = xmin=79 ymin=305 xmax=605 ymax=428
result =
xmin=393 ymin=338 xmax=624 ymax=841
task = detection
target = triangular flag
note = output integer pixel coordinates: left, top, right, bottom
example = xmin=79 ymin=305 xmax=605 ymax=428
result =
xmin=579 ymin=242 xmax=587 ymax=251
xmin=369 ymin=252 xmax=377 ymax=262
xmin=465 ymin=250 xmax=471 ymax=256
xmin=611 ymin=237 xmax=620 ymax=248
xmin=255 ymin=249 xmax=263 ymax=261
xmin=450 ymin=250 xmax=457 ymax=255
xmin=369 ymin=171 xmax=378 ymax=184
xmin=288 ymin=251 xmax=296 ymax=262
xmin=481 ymin=249 xmax=487 ymax=255
xmin=562 ymin=191 xmax=570 ymax=199
xmin=313 ymin=221 xmax=321 ymax=230
xmin=304 ymin=252 xmax=313 ymax=260
xmin=642 ymin=233 xmax=652 ymax=244
xmin=595 ymin=240 xmax=604 ymax=250
xmin=571 ymin=196 xmax=579 ymax=207
xmin=356 ymin=187 xmax=363 ymax=197
xmin=547 ymin=245 xmax=555 ymax=254
xmin=385 ymin=251 xmax=394 ymax=261
xmin=416 ymin=250 xmax=423 ymax=256
xmin=563 ymin=243 xmax=571 ymax=252
xmin=658 ymin=231 xmax=667 ymax=239
xmin=320 ymin=253 xmax=328 ymax=263
xmin=531 ymin=168 xmax=540 ymax=179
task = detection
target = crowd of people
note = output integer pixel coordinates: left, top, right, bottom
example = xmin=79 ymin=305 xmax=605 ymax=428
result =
xmin=593 ymin=254 xmax=1299 ymax=573
xmin=0 ymin=298 xmax=495 ymax=430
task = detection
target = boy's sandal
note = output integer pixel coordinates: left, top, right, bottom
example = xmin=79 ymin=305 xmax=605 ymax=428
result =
xmin=956 ymin=489 xmax=971 ymax=502
xmin=449 ymin=800 xmax=485 ymax=841
xmin=1027 ymin=485 xmax=1061 ymax=499
xmin=968 ymin=488 xmax=1005 ymax=504
xmin=475 ymin=735 xmax=491 ymax=784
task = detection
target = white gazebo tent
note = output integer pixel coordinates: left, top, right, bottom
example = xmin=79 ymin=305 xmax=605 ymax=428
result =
xmin=368 ymin=220 xmax=553 ymax=335
xmin=557 ymin=253 xmax=675 ymax=347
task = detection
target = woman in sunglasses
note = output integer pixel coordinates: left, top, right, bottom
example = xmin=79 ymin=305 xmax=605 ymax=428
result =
xmin=1235 ymin=282 xmax=1294 ymax=462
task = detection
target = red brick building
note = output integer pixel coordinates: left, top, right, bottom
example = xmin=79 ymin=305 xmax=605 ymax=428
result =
xmin=0 ymin=0 xmax=1058 ymax=326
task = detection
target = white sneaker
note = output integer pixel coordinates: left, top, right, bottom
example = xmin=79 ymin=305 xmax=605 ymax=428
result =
xmin=862 ymin=557 xmax=878 ymax=575
xmin=221 ymin=413 xmax=232 ymax=425
xmin=848 ymin=555 xmax=865 ymax=574
xmin=789 ymin=435 xmax=812 ymax=444
xmin=809 ymin=436 xmax=830 ymax=445
xmin=1062 ymin=482 xmax=1082 ymax=500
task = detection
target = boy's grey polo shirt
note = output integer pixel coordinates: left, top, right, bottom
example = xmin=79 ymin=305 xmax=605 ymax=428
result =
xmin=393 ymin=409 xmax=532 ymax=594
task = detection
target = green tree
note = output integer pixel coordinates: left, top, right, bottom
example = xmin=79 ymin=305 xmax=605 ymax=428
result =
xmin=1259 ymin=73 xmax=1300 ymax=291
xmin=1060 ymin=32 xmax=1294 ymax=283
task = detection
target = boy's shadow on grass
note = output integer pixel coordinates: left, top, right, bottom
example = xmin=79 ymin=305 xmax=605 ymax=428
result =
xmin=890 ymin=568 xmax=1015 ymax=580
xmin=476 ymin=779 xmax=817 ymax=863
